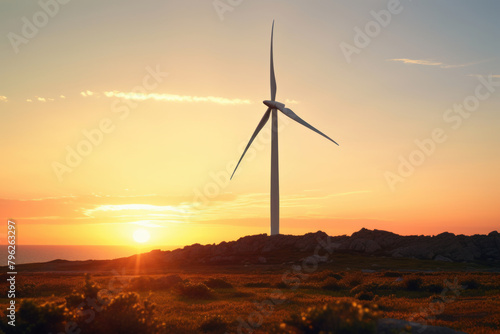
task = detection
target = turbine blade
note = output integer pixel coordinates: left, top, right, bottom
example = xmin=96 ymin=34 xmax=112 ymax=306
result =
xmin=231 ymin=108 xmax=272 ymax=180
xmin=278 ymin=106 xmax=339 ymax=146
xmin=270 ymin=20 xmax=277 ymax=102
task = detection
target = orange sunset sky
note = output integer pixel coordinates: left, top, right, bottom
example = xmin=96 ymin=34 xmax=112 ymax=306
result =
xmin=1 ymin=1 xmax=499 ymax=246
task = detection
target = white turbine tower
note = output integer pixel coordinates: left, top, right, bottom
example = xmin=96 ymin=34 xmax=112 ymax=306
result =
xmin=230 ymin=21 xmax=339 ymax=236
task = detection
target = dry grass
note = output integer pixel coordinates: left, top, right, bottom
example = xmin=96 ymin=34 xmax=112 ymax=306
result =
xmin=1 ymin=270 xmax=499 ymax=333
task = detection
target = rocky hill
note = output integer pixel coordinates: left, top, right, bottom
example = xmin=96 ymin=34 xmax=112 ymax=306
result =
xmin=336 ymin=228 xmax=500 ymax=263
xmin=12 ymin=228 xmax=500 ymax=272
xmin=161 ymin=228 xmax=500 ymax=265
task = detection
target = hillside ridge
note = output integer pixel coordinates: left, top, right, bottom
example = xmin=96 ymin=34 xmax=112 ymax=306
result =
xmin=10 ymin=228 xmax=500 ymax=272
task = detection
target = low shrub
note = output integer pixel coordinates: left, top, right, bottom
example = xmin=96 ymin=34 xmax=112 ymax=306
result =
xmin=66 ymin=273 xmax=101 ymax=309
xmin=204 ymin=277 xmax=233 ymax=289
xmin=6 ymin=300 xmax=66 ymax=334
xmin=155 ymin=274 xmax=183 ymax=289
xmin=344 ymin=272 xmax=364 ymax=288
xmin=65 ymin=274 xmax=163 ymax=334
xmin=355 ymin=291 xmax=375 ymax=301
xmin=280 ymin=301 xmax=379 ymax=334
xmin=0 ymin=274 xmax=164 ymax=334
xmin=230 ymin=291 xmax=255 ymax=298
xmin=298 ymin=284 xmax=317 ymax=289
xmin=321 ymin=277 xmax=342 ymax=291
xmin=17 ymin=283 xmax=37 ymax=298
xmin=129 ymin=274 xmax=183 ymax=291
xmin=404 ymin=276 xmax=423 ymax=291
xmin=128 ymin=276 xmax=152 ymax=291
xmin=383 ymin=271 xmax=402 ymax=277
xmin=425 ymin=283 xmax=444 ymax=294
xmin=244 ymin=282 xmax=272 ymax=288
xmin=199 ymin=315 xmax=229 ymax=333
xmin=350 ymin=283 xmax=379 ymax=295
xmin=176 ymin=282 xmax=214 ymax=299
xmin=460 ymin=279 xmax=481 ymax=290
xmin=275 ymin=281 xmax=289 ymax=289
xmin=314 ymin=270 xmax=343 ymax=281
xmin=79 ymin=292 xmax=161 ymax=334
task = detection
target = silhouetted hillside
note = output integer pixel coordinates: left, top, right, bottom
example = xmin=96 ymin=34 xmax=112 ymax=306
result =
xmin=10 ymin=228 xmax=500 ymax=272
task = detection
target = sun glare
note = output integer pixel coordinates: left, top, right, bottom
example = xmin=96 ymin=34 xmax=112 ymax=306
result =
xmin=133 ymin=228 xmax=151 ymax=243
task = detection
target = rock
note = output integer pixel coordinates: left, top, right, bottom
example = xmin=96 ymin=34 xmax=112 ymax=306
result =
xmin=437 ymin=232 xmax=456 ymax=238
xmin=391 ymin=250 xmax=404 ymax=258
xmin=365 ymin=240 xmax=382 ymax=253
xmin=36 ymin=228 xmax=500 ymax=271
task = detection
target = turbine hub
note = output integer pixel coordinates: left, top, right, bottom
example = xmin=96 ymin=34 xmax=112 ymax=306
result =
xmin=263 ymin=100 xmax=285 ymax=110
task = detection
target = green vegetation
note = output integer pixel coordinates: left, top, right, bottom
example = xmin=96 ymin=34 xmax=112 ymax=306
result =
xmin=198 ymin=315 xmax=229 ymax=333
xmin=1 ymin=269 xmax=499 ymax=333
xmin=460 ymin=278 xmax=481 ymax=290
xmin=280 ymin=301 xmax=379 ymax=334
xmin=175 ymin=281 xmax=214 ymax=299
xmin=1 ymin=274 xmax=162 ymax=334
xmin=383 ymin=271 xmax=402 ymax=277
xmin=403 ymin=276 xmax=423 ymax=291
xmin=355 ymin=291 xmax=375 ymax=301
xmin=244 ymin=281 xmax=272 ymax=288
xmin=128 ymin=274 xmax=183 ymax=291
xmin=321 ymin=277 xmax=342 ymax=291
xmin=203 ymin=277 xmax=233 ymax=289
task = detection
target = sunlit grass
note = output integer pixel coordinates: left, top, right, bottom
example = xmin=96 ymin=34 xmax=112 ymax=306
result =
xmin=1 ymin=270 xmax=499 ymax=333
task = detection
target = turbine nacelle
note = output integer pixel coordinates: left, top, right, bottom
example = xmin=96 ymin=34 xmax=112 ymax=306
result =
xmin=263 ymin=100 xmax=285 ymax=110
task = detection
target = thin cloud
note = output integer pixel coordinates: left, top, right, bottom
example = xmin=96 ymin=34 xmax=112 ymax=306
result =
xmin=0 ymin=194 xmax=195 ymax=226
xmin=17 ymin=195 xmax=77 ymax=202
xmin=0 ymin=96 xmax=7 ymax=102
xmin=20 ymin=91 xmax=251 ymax=105
xmin=80 ymin=90 xmax=95 ymax=97
xmin=32 ymin=96 xmax=57 ymax=103
xmin=102 ymin=91 xmax=252 ymax=105
xmin=187 ymin=190 xmax=372 ymax=222
xmin=86 ymin=204 xmax=188 ymax=215
xmin=328 ymin=190 xmax=372 ymax=197
xmin=388 ymin=58 xmax=480 ymax=69
xmin=468 ymin=74 xmax=500 ymax=78
xmin=23 ymin=95 xmax=64 ymax=102
xmin=389 ymin=59 xmax=442 ymax=66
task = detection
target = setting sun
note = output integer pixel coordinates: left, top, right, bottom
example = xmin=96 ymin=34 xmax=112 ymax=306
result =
xmin=133 ymin=228 xmax=151 ymax=243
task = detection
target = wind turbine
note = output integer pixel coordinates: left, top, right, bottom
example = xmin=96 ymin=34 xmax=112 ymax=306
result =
xmin=230 ymin=21 xmax=339 ymax=236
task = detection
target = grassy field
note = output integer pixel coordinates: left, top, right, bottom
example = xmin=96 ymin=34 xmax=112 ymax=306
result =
xmin=1 ymin=262 xmax=500 ymax=333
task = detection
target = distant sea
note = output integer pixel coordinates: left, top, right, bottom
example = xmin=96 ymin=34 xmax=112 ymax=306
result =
xmin=0 ymin=245 xmax=180 ymax=265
